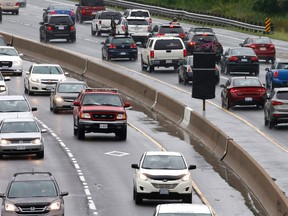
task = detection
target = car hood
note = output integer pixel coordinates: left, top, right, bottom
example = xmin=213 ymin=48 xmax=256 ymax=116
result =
xmin=6 ymin=197 xmax=57 ymax=205
xmin=0 ymin=132 xmax=41 ymax=139
xmin=141 ymin=168 xmax=189 ymax=177
xmin=30 ymin=74 xmax=66 ymax=80
xmin=55 ymin=92 xmax=79 ymax=98
xmin=0 ymin=112 xmax=33 ymax=121
xmin=82 ymin=106 xmax=126 ymax=112
xmin=0 ymin=56 xmax=22 ymax=61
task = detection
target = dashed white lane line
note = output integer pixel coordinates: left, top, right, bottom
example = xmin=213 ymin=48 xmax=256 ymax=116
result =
xmin=35 ymin=117 xmax=98 ymax=215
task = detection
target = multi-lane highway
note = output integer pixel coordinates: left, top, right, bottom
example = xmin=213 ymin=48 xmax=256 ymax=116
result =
xmin=1 ymin=0 xmax=288 ymax=215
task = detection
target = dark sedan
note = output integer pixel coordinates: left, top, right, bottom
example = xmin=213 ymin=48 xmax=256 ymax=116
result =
xmin=101 ymin=34 xmax=138 ymax=61
xmin=219 ymin=47 xmax=259 ymax=76
xmin=177 ymin=55 xmax=219 ymax=85
xmin=220 ymin=76 xmax=266 ymax=109
xmin=43 ymin=4 xmax=76 ymax=23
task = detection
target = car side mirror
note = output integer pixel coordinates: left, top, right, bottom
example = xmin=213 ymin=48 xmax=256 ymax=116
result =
xmin=32 ymin=107 xmax=37 ymax=111
xmin=4 ymin=76 xmax=10 ymax=81
xmin=0 ymin=193 xmax=5 ymax=198
xmin=220 ymin=84 xmax=225 ymax=88
xmin=39 ymin=22 xmax=44 ymax=25
xmin=18 ymin=53 xmax=23 ymax=57
xmin=124 ymin=101 xmax=131 ymax=108
xmin=43 ymin=8 xmax=47 ymax=11
xmin=188 ymin=165 xmax=197 ymax=170
xmin=101 ymin=42 xmax=105 ymax=45
xmin=25 ymin=71 xmax=30 ymax=75
xmin=75 ymin=4 xmax=79 ymax=6
xmin=41 ymin=129 xmax=47 ymax=133
xmin=64 ymin=72 xmax=69 ymax=76
xmin=265 ymin=68 xmax=269 ymax=72
xmin=60 ymin=192 xmax=69 ymax=197
xmin=131 ymin=164 xmax=139 ymax=169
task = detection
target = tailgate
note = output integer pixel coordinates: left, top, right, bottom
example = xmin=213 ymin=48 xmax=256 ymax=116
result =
xmin=128 ymin=25 xmax=149 ymax=33
xmin=154 ymin=49 xmax=184 ymax=60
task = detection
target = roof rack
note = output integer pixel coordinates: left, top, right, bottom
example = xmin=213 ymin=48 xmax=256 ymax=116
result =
xmin=14 ymin=171 xmax=52 ymax=177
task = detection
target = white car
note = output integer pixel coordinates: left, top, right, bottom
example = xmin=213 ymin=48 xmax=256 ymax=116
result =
xmin=123 ymin=9 xmax=152 ymax=25
xmin=131 ymin=151 xmax=196 ymax=204
xmin=24 ymin=64 xmax=68 ymax=95
xmin=153 ymin=203 xmax=214 ymax=216
xmin=0 ymin=46 xmax=23 ymax=76
xmin=0 ymin=72 xmax=10 ymax=95
xmin=0 ymin=0 xmax=19 ymax=14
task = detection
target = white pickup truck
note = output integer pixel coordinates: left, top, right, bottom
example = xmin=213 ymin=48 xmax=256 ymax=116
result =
xmin=141 ymin=36 xmax=187 ymax=72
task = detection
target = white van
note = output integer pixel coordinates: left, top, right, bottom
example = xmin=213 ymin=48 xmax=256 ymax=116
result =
xmin=0 ymin=0 xmax=19 ymax=15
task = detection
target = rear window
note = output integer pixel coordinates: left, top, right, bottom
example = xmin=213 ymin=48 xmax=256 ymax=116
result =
xmin=159 ymin=26 xmax=184 ymax=34
xmin=112 ymin=37 xmax=134 ymax=44
xmin=231 ymin=48 xmax=255 ymax=56
xmin=81 ymin=0 xmax=105 ymax=6
xmin=154 ymin=39 xmax=183 ymax=50
xmin=130 ymin=11 xmax=149 ymax=18
xmin=252 ymin=38 xmax=272 ymax=44
xmin=232 ymin=78 xmax=261 ymax=87
xmin=277 ymin=91 xmax=288 ymax=100
xmin=100 ymin=12 xmax=121 ymax=20
xmin=127 ymin=19 xmax=148 ymax=25
xmin=49 ymin=16 xmax=72 ymax=24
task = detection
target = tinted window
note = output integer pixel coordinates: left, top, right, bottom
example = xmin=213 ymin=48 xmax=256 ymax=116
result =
xmin=232 ymin=78 xmax=261 ymax=87
xmin=1 ymin=121 xmax=39 ymax=133
xmin=52 ymin=5 xmax=72 ymax=10
xmin=81 ymin=0 xmax=104 ymax=6
xmin=154 ymin=39 xmax=183 ymax=50
xmin=112 ymin=37 xmax=134 ymax=44
xmin=127 ymin=19 xmax=148 ymax=25
xmin=49 ymin=16 xmax=72 ymax=24
xmin=142 ymin=155 xmax=186 ymax=170
xmin=159 ymin=26 xmax=184 ymax=34
xmin=100 ymin=12 xmax=121 ymax=20
xmin=130 ymin=11 xmax=149 ymax=17
xmin=0 ymin=100 xmax=29 ymax=112
xmin=231 ymin=48 xmax=255 ymax=56
xmin=276 ymin=63 xmax=288 ymax=69
xmin=252 ymin=38 xmax=272 ymax=44
xmin=276 ymin=91 xmax=288 ymax=100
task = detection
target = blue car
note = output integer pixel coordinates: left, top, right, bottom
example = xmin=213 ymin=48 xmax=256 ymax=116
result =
xmin=265 ymin=59 xmax=288 ymax=93
xmin=43 ymin=4 xmax=76 ymax=23
xmin=101 ymin=34 xmax=138 ymax=61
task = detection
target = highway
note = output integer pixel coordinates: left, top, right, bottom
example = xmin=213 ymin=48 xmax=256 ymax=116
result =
xmin=1 ymin=0 xmax=288 ymax=215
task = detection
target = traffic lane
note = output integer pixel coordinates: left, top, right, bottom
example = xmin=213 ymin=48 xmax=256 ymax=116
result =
xmin=6 ymin=60 xmax=256 ymax=215
xmin=0 ymin=130 xmax=88 ymax=216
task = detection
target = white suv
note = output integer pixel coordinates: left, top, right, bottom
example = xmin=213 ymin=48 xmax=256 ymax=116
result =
xmin=0 ymin=0 xmax=19 ymax=15
xmin=141 ymin=36 xmax=187 ymax=72
xmin=123 ymin=9 xmax=152 ymax=25
xmin=24 ymin=64 xmax=68 ymax=95
xmin=131 ymin=151 xmax=196 ymax=204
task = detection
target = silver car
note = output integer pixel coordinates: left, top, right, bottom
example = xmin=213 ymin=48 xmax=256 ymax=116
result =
xmin=50 ymin=80 xmax=88 ymax=113
xmin=0 ymin=117 xmax=46 ymax=159
xmin=264 ymin=87 xmax=288 ymax=129
xmin=0 ymin=72 xmax=10 ymax=95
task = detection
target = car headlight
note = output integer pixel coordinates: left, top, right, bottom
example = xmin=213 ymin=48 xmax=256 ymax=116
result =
xmin=55 ymin=97 xmax=64 ymax=102
xmin=13 ymin=59 xmax=22 ymax=66
xmin=116 ymin=113 xmax=126 ymax=120
xmin=0 ymin=86 xmax=6 ymax=91
xmin=139 ymin=172 xmax=148 ymax=181
xmin=30 ymin=77 xmax=40 ymax=83
xmin=47 ymin=200 xmax=61 ymax=210
xmin=4 ymin=202 xmax=18 ymax=211
xmin=80 ymin=113 xmax=91 ymax=119
xmin=32 ymin=138 xmax=41 ymax=144
xmin=182 ymin=173 xmax=191 ymax=181
xmin=0 ymin=139 xmax=11 ymax=145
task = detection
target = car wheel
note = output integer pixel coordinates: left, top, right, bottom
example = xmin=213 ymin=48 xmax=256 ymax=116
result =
xmin=37 ymin=151 xmax=44 ymax=159
xmin=182 ymin=193 xmax=192 ymax=203
xmin=147 ymin=62 xmax=154 ymax=73
xmin=224 ymin=66 xmax=230 ymax=75
xmin=44 ymin=34 xmax=49 ymax=43
xmin=52 ymin=103 xmax=58 ymax=114
xmin=77 ymin=126 xmax=85 ymax=140
xmin=133 ymin=189 xmax=142 ymax=205
xmin=24 ymin=83 xmax=28 ymax=94
xmin=224 ymin=97 xmax=230 ymax=110
xmin=116 ymin=128 xmax=127 ymax=141
xmin=96 ymin=26 xmax=101 ymax=36
xmin=264 ymin=116 xmax=269 ymax=126
xmin=73 ymin=124 xmax=77 ymax=136
xmin=15 ymin=10 xmax=19 ymax=15
xmin=91 ymin=24 xmax=96 ymax=36
xmin=102 ymin=52 xmax=105 ymax=60
xmin=183 ymin=75 xmax=189 ymax=85
xmin=27 ymin=84 xmax=34 ymax=95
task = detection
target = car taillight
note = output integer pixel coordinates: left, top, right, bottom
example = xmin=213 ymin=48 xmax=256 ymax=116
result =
xmin=229 ymin=56 xmax=238 ymax=62
xmin=272 ymin=100 xmax=283 ymax=106
xmin=183 ymin=50 xmax=187 ymax=57
xmin=51 ymin=11 xmax=57 ymax=14
xmin=250 ymin=45 xmax=256 ymax=48
xmin=270 ymin=44 xmax=275 ymax=49
xmin=229 ymin=88 xmax=237 ymax=93
xmin=156 ymin=33 xmax=165 ymax=36
xmin=150 ymin=50 xmax=154 ymax=58
xmin=122 ymin=25 xmax=126 ymax=31
xmin=47 ymin=26 xmax=52 ymax=31
xmin=81 ymin=9 xmax=86 ymax=14
xmin=179 ymin=33 xmax=186 ymax=38
xmin=188 ymin=41 xmax=195 ymax=46
xmin=109 ymin=44 xmax=116 ymax=49
xmin=149 ymin=17 xmax=152 ymax=23
xmin=148 ymin=25 xmax=151 ymax=31
xmin=16 ymin=2 xmax=20 ymax=6
xmin=251 ymin=56 xmax=259 ymax=62
xmin=274 ymin=70 xmax=279 ymax=78
xmin=187 ymin=65 xmax=192 ymax=72
xmin=70 ymin=11 xmax=75 ymax=16
xmin=259 ymin=88 xmax=266 ymax=93
xmin=70 ymin=26 xmax=75 ymax=31
xmin=130 ymin=44 xmax=137 ymax=48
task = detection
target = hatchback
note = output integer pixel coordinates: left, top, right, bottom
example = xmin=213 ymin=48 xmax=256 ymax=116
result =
xmin=220 ymin=76 xmax=266 ymax=109
xmin=131 ymin=151 xmax=196 ymax=204
xmin=264 ymin=87 xmax=288 ymax=128
xmin=0 ymin=171 xmax=68 ymax=215
xmin=240 ymin=36 xmax=276 ymax=63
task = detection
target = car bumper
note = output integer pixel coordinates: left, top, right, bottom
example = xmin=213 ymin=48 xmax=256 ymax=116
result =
xmin=229 ymin=94 xmax=266 ymax=106
xmin=271 ymin=80 xmax=288 ymax=88
xmin=151 ymin=59 xmax=184 ymax=67
xmin=0 ymin=144 xmax=44 ymax=155
xmin=1 ymin=7 xmax=19 ymax=12
xmin=271 ymin=113 xmax=288 ymax=123
xmin=108 ymin=49 xmax=138 ymax=59
xmin=0 ymin=68 xmax=23 ymax=76
xmin=78 ymin=119 xmax=127 ymax=133
xmin=227 ymin=63 xmax=259 ymax=74
xmin=1 ymin=209 xmax=64 ymax=216
xmin=29 ymin=82 xmax=56 ymax=93
xmin=54 ymin=100 xmax=75 ymax=110
xmin=46 ymin=31 xmax=76 ymax=40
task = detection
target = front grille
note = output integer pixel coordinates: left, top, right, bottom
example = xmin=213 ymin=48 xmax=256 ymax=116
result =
xmin=92 ymin=113 xmax=116 ymax=120
xmin=146 ymin=174 xmax=185 ymax=181
xmin=41 ymin=79 xmax=58 ymax=85
xmin=10 ymin=139 xmax=34 ymax=144
xmin=151 ymin=183 xmax=178 ymax=189
xmin=63 ymin=97 xmax=76 ymax=102
xmin=17 ymin=203 xmax=49 ymax=214
xmin=0 ymin=61 xmax=12 ymax=67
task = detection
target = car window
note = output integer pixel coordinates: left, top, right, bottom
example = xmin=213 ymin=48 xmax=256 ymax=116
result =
xmin=160 ymin=26 xmax=184 ymax=34
xmin=192 ymin=35 xmax=217 ymax=42
xmin=127 ymin=19 xmax=148 ymax=25
xmin=130 ymin=11 xmax=149 ymax=17
xmin=276 ymin=63 xmax=288 ymax=69
xmin=154 ymin=39 xmax=183 ymax=50
xmin=58 ymin=83 xmax=86 ymax=93
xmin=0 ymin=37 xmax=6 ymax=46
xmin=81 ymin=0 xmax=104 ymax=6
xmin=276 ymin=91 xmax=288 ymax=100
xmin=52 ymin=5 xmax=71 ymax=10
xmin=142 ymin=155 xmax=186 ymax=170
xmin=0 ymin=121 xmax=39 ymax=133
xmin=8 ymin=180 xmax=57 ymax=198
xmin=83 ymin=94 xmax=122 ymax=106
xmin=0 ymin=100 xmax=29 ymax=112
xmin=0 ymin=48 xmax=18 ymax=56
xmin=32 ymin=66 xmax=63 ymax=75
xmin=233 ymin=78 xmax=261 ymax=87
xmin=112 ymin=37 xmax=134 ymax=44
xmin=252 ymin=37 xmax=271 ymax=44
xmin=100 ymin=12 xmax=121 ymax=20
xmin=231 ymin=49 xmax=255 ymax=56
xmin=49 ymin=16 xmax=72 ymax=24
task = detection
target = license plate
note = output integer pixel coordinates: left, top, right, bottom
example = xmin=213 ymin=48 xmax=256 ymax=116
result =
xmin=245 ymin=97 xmax=253 ymax=101
xmin=1 ymin=66 xmax=9 ymax=69
xmin=241 ymin=59 xmax=248 ymax=62
xmin=58 ymin=25 xmax=64 ymax=30
xmin=99 ymin=124 xmax=108 ymax=129
xmin=92 ymin=12 xmax=97 ymax=14
xmin=159 ymin=189 xmax=169 ymax=195
xmin=260 ymin=47 xmax=266 ymax=50
xmin=46 ymin=85 xmax=54 ymax=90
xmin=166 ymin=60 xmax=172 ymax=63
xmin=120 ymin=52 xmax=126 ymax=55
xmin=17 ymin=146 xmax=26 ymax=150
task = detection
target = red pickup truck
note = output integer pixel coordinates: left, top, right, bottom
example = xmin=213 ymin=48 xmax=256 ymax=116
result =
xmin=75 ymin=0 xmax=105 ymax=23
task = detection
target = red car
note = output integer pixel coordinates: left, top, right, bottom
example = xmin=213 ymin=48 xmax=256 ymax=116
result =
xmin=220 ymin=76 xmax=267 ymax=109
xmin=239 ymin=36 xmax=276 ymax=63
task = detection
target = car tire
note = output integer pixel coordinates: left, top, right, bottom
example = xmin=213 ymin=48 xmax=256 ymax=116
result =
xmin=102 ymin=52 xmax=105 ymax=60
xmin=77 ymin=126 xmax=85 ymax=140
xmin=27 ymin=84 xmax=34 ymax=95
xmin=52 ymin=103 xmax=58 ymax=114
xmin=224 ymin=97 xmax=230 ymax=110
xmin=91 ymin=24 xmax=96 ymax=36
xmin=225 ymin=66 xmax=230 ymax=75
xmin=264 ymin=116 xmax=269 ymax=126
xmin=182 ymin=193 xmax=192 ymax=203
xmin=24 ymin=84 xmax=28 ymax=94
xmin=133 ymin=189 xmax=142 ymax=205
xmin=96 ymin=27 xmax=101 ymax=36
xmin=44 ymin=35 xmax=49 ymax=43
xmin=147 ymin=62 xmax=154 ymax=73
xmin=73 ymin=124 xmax=77 ymax=136
xmin=37 ymin=151 xmax=44 ymax=159
xmin=116 ymin=128 xmax=127 ymax=141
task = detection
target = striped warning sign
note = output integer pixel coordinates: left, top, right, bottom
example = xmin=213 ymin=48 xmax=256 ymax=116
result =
xmin=265 ymin=18 xmax=271 ymax=33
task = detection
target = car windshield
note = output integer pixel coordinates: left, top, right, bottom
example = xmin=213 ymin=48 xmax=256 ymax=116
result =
xmin=232 ymin=78 xmax=261 ymax=87
xmin=81 ymin=0 xmax=104 ymax=6
xmin=127 ymin=19 xmax=149 ymax=25
xmin=0 ymin=100 xmax=29 ymax=112
xmin=0 ymin=38 xmax=6 ymax=46
xmin=58 ymin=83 xmax=86 ymax=93
xmin=231 ymin=48 xmax=255 ymax=56
xmin=154 ymin=40 xmax=183 ymax=50
xmin=8 ymin=180 xmax=57 ymax=198
xmin=160 ymin=26 xmax=184 ymax=34
xmin=0 ymin=121 xmax=39 ymax=133
xmin=130 ymin=11 xmax=149 ymax=17
xmin=100 ymin=12 xmax=121 ymax=20
xmin=193 ymin=27 xmax=214 ymax=33
xmin=82 ymin=94 xmax=122 ymax=106
xmin=142 ymin=155 xmax=186 ymax=170
xmin=0 ymin=48 xmax=18 ymax=56
xmin=157 ymin=214 xmax=212 ymax=216
xmin=32 ymin=66 xmax=63 ymax=75
xmin=252 ymin=37 xmax=271 ymax=44
xmin=276 ymin=91 xmax=288 ymax=100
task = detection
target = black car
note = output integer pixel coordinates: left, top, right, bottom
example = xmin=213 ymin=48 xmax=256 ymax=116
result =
xmin=101 ymin=34 xmax=138 ymax=61
xmin=177 ymin=55 xmax=219 ymax=85
xmin=0 ymin=172 xmax=69 ymax=216
xmin=43 ymin=4 xmax=76 ymax=23
xmin=150 ymin=24 xmax=186 ymax=41
xmin=39 ymin=14 xmax=76 ymax=43
xmin=219 ymin=47 xmax=259 ymax=76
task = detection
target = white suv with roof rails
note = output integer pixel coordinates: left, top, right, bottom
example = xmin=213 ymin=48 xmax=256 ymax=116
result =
xmin=141 ymin=36 xmax=187 ymax=72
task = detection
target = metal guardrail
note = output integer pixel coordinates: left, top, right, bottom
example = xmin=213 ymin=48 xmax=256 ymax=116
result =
xmin=104 ymin=0 xmax=266 ymax=33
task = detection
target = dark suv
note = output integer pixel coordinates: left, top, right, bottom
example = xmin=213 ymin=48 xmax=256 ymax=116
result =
xmin=39 ymin=14 xmax=76 ymax=43
xmin=73 ymin=88 xmax=131 ymax=140
xmin=150 ymin=24 xmax=186 ymax=41
xmin=75 ymin=0 xmax=105 ymax=23
xmin=0 ymin=172 xmax=69 ymax=216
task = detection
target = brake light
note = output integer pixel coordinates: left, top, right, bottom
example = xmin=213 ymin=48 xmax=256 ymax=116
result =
xmin=169 ymin=25 xmax=174 ymax=28
xmin=183 ymin=49 xmax=187 ymax=57
xmin=179 ymin=33 xmax=186 ymax=38
xmin=274 ymin=70 xmax=279 ymax=78
xmin=187 ymin=65 xmax=192 ymax=72
xmin=81 ymin=9 xmax=86 ymax=14
xmin=229 ymin=88 xmax=237 ymax=93
xmin=149 ymin=18 xmax=152 ymax=23
xmin=272 ymin=100 xmax=283 ymax=106
xmin=150 ymin=50 xmax=154 ymax=58
xmin=188 ymin=41 xmax=195 ymax=46
xmin=250 ymin=45 xmax=256 ymax=48
xmin=51 ymin=10 xmax=57 ymax=14
xmin=201 ymin=33 xmax=208 ymax=36
xmin=70 ymin=10 xmax=75 ymax=16
xmin=122 ymin=25 xmax=126 ymax=31
xmin=70 ymin=26 xmax=75 ymax=31
xmin=109 ymin=44 xmax=116 ymax=49
xmin=229 ymin=56 xmax=238 ymax=62
xmin=130 ymin=44 xmax=137 ymax=48
xmin=16 ymin=2 xmax=20 ymax=6
xmin=259 ymin=88 xmax=266 ymax=93
xmin=47 ymin=26 xmax=52 ymax=31
xmin=251 ymin=56 xmax=259 ymax=62
xmin=156 ymin=33 xmax=165 ymax=36
xmin=270 ymin=44 xmax=275 ymax=49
